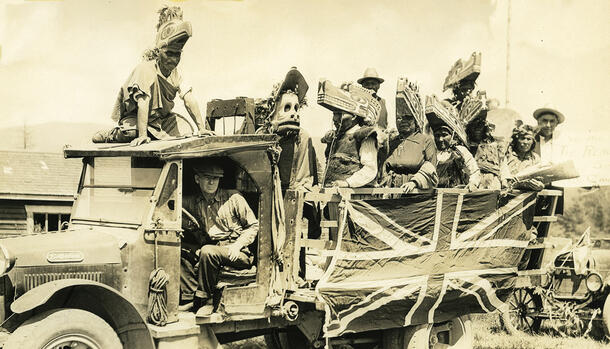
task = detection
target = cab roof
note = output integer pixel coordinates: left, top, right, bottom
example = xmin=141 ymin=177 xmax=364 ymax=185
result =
xmin=64 ymin=134 xmax=278 ymax=160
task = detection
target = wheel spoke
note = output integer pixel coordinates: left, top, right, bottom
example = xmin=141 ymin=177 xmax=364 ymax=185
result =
xmin=525 ymin=317 xmax=534 ymax=332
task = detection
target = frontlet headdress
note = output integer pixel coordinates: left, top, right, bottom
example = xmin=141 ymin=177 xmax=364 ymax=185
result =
xmin=425 ymin=95 xmax=467 ymax=146
xmin=155 ymin=6 xmax=192 ymax=51
xmin=443 ymin=52 xmax=481 ymax=92
xmin=396 ymin=77 xmax=427 ymax=132
xmin=317 ymin=79 xmax=381 ymax=125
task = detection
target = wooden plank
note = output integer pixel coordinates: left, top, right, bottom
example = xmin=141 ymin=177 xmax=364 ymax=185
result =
xmin=301 ymin=239 xmax=336 ymax=250
xmin=516 ymin=269 xmax=546 ymax=276
xmin=319 ymin=221 xmax=338 ymax=228
xmin=0 ymin=220 xmax=26 ymax=225
xmin=0 ymin=225 xmax=27 ymax=230
xmin=533 ymin=216 xmax=558 ymax=222
xmin=303 ymin=192 xmax=340 ymax=202
xmin=537 ymin=189 xmax=563 ymax=197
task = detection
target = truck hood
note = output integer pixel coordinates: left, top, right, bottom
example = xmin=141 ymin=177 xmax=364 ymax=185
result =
xmin=0 ymin=228 xmax=122 ymax=267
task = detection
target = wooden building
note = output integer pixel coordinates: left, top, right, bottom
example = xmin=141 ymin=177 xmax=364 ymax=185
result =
xmin=0 ymin=151 xmax=82 ymax=237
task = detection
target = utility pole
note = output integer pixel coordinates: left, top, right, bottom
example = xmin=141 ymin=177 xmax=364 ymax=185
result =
xmin=505 ymin=0 xmax=512 ymax=107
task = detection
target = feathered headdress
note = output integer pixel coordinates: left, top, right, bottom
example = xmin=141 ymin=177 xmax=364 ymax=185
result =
xmin=157 ymin=6 xmax=183 ymax=30
xmin=155 ymin=6 xmax=192 ymax=50
xmin=143 ymin=6 xmax=192 ymax=60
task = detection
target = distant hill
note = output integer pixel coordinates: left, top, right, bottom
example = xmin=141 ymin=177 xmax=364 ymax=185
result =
xmin=0 ymin=122 xmax=112 ymax=152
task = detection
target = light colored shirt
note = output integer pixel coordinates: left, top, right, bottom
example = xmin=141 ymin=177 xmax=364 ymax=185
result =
xmin=456 ymin=145 xmax=481 ymax=187
xmin=535 ymin=128 xmax=564 ymax=164
xmin=344 ymin=127 xmax=378 ymax=188
xmin=184 ymin=189 xmax=259 ymax=249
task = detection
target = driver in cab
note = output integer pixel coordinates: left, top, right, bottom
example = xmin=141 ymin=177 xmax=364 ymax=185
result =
xmin=180 ymin=162 xmax=259 ymax=315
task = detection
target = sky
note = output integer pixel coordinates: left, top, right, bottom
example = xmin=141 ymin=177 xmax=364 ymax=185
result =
xmin=0 ymin=0 xmax=609 ymax=185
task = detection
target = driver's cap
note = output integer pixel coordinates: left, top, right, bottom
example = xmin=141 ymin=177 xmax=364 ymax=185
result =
xmin=193 ymin=163 xmax=224 ymax=178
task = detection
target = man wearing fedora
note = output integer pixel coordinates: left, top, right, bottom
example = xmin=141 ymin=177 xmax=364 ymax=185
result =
xmin=532 ymin=105 xmax=566 ymax=217
xmin=358 ymin=68 xmax=388 ymax=129
xmin=533 ymin=105 xmax=565 ymax=163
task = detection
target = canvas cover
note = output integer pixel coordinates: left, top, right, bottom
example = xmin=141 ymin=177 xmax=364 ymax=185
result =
xmin=315 ymin=190 xmax=537 ymax=337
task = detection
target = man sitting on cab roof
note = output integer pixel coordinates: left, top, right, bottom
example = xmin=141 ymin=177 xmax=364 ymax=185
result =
xmin=92 ymin=6 xmax=206 ymax=146
xmin=181 ymin=162 xmax=259 ymax=316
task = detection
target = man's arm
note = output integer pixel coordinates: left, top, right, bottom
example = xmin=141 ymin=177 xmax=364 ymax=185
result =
xmin=342 ymin=137 xmax=378 ymax=188
xmin=457 ymin=145 xmax=481 ymax=189
xmin=131 ymin=95 xmax=151 ymax=146
xmin=182 ymin=91 xmax=206 ymax=132
xmin=232 ymin=194 xmax=259 ymax=250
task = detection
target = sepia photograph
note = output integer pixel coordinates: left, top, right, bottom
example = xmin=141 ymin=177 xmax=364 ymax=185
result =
xmin=0 ymin=0 xmax=609 ymax=348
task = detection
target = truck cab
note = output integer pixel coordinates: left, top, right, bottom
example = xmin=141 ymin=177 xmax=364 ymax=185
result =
xmin=0 ymin=134 xmax=295 ymax=349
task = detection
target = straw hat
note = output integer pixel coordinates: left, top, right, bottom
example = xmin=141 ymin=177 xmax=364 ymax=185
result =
xmin=533 ymin=104 xmax=565 ymax=124
xmin=357 ymin=68 xmax=384 ymax=84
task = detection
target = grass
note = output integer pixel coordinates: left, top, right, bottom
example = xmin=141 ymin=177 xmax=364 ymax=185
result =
xmin=223 ymin=314 xmax=609 ymax=348
xmin=472 ymin=314 xmax=609 ymax=349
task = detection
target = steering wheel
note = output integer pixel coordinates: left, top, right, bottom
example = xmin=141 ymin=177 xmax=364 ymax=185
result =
xmin=182 ymin=207 xmax=200 ymax=229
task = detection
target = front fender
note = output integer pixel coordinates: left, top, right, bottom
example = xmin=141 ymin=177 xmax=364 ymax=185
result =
xmin=6 ymin=279 xmax=154 ymax=349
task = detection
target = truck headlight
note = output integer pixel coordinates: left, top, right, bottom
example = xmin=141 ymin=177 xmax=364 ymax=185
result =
xmin=0 ymin=244 xmax=15 ymax=276
xmin=586 ymin=272 xmax=603 ymax=292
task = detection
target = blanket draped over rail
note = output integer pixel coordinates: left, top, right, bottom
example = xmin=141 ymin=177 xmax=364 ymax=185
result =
xmin=315 ymin=190 xmax=537 ymax=337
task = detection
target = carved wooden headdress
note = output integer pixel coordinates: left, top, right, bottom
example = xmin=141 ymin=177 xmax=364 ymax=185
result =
xmin=443 ymin=52 xmax=482 ymax=92
xmin=317 ymin=80 xmax=381 ymax=125
xmin=425 ymin=95 xmax=468 ymax=146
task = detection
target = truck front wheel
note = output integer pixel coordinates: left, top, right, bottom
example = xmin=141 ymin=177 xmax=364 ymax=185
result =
xmin=4 ymin=308 xmax=122 ymax=349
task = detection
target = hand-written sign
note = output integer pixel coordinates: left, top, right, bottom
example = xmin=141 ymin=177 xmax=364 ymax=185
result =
xmin=553 ymin=131 xmax=610 ymax=187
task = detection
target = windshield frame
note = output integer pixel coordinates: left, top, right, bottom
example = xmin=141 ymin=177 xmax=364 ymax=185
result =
xmin=70 ymin=156 xmax=167 ymax=227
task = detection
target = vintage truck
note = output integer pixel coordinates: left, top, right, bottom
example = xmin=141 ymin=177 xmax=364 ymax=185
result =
xmin=500 ymin=229 xmax=610 ymax=339
xmin=0 ymin=133 xmax=551 ymax=349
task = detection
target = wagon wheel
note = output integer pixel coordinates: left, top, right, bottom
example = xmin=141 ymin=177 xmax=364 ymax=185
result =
xmin=500 ymin=288 xmax=543 ymax=335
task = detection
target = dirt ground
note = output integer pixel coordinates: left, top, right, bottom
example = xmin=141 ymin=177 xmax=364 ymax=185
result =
xmin=224 ymin=314 xmax=609 ymax=349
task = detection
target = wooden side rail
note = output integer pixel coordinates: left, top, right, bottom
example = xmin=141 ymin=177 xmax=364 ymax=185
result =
xmin=533 ymin=216 xmax=558 ymax=223
xmin=537 ymin=189 xmax=563 ymax=197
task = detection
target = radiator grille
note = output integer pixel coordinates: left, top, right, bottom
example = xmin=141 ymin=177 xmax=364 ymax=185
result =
xmin=24 ymin=271 xmax=103 ymax=291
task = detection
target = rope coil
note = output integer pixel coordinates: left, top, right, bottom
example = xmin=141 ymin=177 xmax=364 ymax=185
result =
xmin=147 ymin=268 xmax=170 ymax=326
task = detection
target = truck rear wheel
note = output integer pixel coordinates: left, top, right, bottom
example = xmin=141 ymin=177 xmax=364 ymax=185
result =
xmin=382 ymin=315 xmax=473 ymax=349
xmin=4 ymin=308 xmax=122 ymax=349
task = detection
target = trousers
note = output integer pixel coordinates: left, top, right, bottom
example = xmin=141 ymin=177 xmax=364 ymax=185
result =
xmin=180 ymin=244 xmax=252 ymax=301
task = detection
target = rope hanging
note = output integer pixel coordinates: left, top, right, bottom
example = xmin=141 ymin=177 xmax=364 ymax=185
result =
xmin=147 ymin=231 xmax=170 ymax=326
xmin=147 ymin=268 xmax=170 ymax=326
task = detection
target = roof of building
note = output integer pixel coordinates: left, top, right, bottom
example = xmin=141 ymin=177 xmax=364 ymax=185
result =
xmin=0 ymin=151 xmax=82 ymax=200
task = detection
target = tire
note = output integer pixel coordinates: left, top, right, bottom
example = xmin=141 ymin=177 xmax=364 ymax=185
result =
xmin=264 ymin=327 xmax=313 ymax=349
xmin=598 ymin=293 xmax=610 ymax=340
xmin=499 ymin=288 xmax=543 ymax=335
xmin=382 ymin=315 xmax=473 ymax=349
xmin=4 ymin=308 xmax=122 ymax=349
